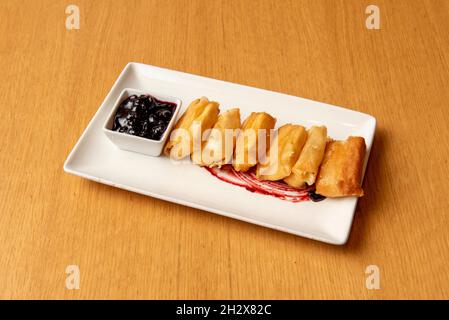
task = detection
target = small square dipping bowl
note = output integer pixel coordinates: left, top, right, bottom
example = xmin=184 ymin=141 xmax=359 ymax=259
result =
xmin=103 ymin=88 xmax=181 ymax=156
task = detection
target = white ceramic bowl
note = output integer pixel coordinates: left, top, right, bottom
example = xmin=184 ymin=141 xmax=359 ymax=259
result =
xmin=103 ymin=88 xmax=181 ymax=156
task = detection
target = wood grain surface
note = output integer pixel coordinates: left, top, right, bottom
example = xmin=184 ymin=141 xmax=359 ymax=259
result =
xmin=0 ymin=0 xmax=448 ymax=299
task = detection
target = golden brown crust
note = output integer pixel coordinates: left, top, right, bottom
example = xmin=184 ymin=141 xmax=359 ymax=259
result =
xmin=284 ymin=125 xmax=327 ymax=188
xmin=194 ymin=108 xmax=241 ymax=167
xmin=315 ymin=136 xmax=366 ymax=197
xmin=164 ymin=98 xmax=368 ymax=198
xmin=163 ymin=97 xmax=219 ymax=159
xmin=233 ymin=112 xmax=276 ymax=172
xmin=256 ymin=124 xmax=307 ymax=181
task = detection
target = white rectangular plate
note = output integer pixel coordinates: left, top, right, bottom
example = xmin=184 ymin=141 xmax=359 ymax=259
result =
xmin=64 ymin=62 xmax=376 ymax=245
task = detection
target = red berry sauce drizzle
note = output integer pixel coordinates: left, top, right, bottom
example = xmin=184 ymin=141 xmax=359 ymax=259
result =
xmin=205 ymin=165 xmax=326 ymax=203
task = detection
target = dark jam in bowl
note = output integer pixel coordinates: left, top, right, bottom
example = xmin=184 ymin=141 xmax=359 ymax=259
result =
xmin=112 ymin=94 xmax=177 ymax=141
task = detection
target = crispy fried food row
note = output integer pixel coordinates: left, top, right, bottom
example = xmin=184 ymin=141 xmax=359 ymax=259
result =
xmin=164 ymin=97 xmax=219 ymax=160
xmin=164 ymin=97 xmax=366 ymax=198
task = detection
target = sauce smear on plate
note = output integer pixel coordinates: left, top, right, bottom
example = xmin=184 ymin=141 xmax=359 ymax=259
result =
xmin=205 ymin=165 xmax=326 ymax=203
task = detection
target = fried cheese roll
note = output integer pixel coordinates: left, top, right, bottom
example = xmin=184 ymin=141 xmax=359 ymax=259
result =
xmin=256 ymin=124 xmax=307 ymax=181
xmin=193 ymin=108 xmax=241 ymax=167
xmin=164 ymin=97 xmax=219 ymax=160
xmin=284 ymin=125 xmax=327 ymax=188
xmin=315 ymin=136 xmax=366 ymax=197
xmin=233 ymin=112 xmax=276 ymax=172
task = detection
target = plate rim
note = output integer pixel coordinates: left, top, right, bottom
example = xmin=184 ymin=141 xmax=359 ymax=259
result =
xmin=64 ymin=62 xmax=377 ymax=245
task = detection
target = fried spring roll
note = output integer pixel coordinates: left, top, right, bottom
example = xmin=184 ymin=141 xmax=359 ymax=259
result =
xmin=164 ymin=97 xmax=219 ymax=159
xmin=256 ymin=124 xmax=307 ymax=181
xmin=284 ymin=126 xmax=327 ymax=188
xmin=193 ymin=108 xmax=241 ymax=167
xmin=315 ymin=136 xmax=366 ymax=198
xmin=233 ymin=112 xmax=276 ymax=172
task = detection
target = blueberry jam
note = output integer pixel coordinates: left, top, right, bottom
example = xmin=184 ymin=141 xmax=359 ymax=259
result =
xmin=308 ymin=189 xmax=326 ymax=202
xmin=112 ymin=94 xmax=177 ymax=140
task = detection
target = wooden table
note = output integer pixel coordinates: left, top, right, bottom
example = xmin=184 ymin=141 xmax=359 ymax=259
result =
xmin=1 ymin=0 xmax=448 ymax=299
